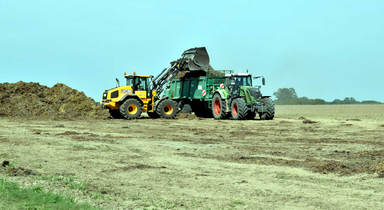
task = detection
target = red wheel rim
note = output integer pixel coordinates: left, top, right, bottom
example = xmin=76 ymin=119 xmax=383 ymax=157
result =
xmin=214 ymin=98 xmax=221 ymax=115
xmin=232 ymin=103 xmax=238 ymax=116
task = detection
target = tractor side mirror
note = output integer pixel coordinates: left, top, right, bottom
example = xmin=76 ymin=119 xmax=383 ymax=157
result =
xmin=262 ymin=77 xmax=265 ymax=86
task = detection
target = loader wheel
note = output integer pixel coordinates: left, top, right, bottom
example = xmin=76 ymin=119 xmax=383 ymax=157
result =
xmin=157 ymin=99 xmax=177 ymax=119
xmin=120 ymin=98 xmax=142 ymax=120
xmin=259 ymin=97 xmax=275 ymax=120
xmin=109 ymin=109 xmax=123 ymax=119
xmin=212 ymin=93 xmax=227 ymax=120
xmin=231 ymin=98 xmax=249 ymax=120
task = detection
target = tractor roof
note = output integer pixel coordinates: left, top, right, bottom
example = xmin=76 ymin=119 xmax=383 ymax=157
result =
xmin=225 ymin=73 xmax=252 ymax=77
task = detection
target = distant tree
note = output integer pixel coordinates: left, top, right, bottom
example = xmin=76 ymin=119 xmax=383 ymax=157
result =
xmin=361 ymin=100 xmax=381 ymax=104
xmin=273 ymin=88 xmax=381 ymax=105
xmin=331 ymin=99 xmax=343 ymax=104
xmin=311 ymin=98 xmax=326 ymax=105
xmin=273 ymin=88 xmax=298 ymax=104
xmin=342 ymin=97 xmax=359 ymax=104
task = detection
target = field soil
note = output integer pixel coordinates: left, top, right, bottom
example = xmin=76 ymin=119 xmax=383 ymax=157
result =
xmin=1 ymin=105 xmax=384 ymax=209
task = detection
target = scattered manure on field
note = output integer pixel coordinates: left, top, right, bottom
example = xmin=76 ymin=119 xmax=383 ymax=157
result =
xmin=56 ymin=131 xmax=80 ymax=135
xmin=218 ymin=154 xmax=377 ymax=176
xmin=346 ymin=119 xmax=361 ymax=121
xmin=0 ymin=81 xmax=109 ymax=119
xmin=371 ymin=162 xmax=384 ymax=177
xmin=2 ymin=160 xmax=9 ymax=167
xmin=341 ymin=123 xmax=353 ymax=127
xmin=0 ymin=136 xmax=10 ymax=143
xmin=1 ymin=161 xmax=38 ymax=176
xmin=104 ymin=164 xmax=167 ymax=173
xmin=175 ymin=111 xmax=198 ymax=120
xmin=298 ymin=116 xmax=318 ymax=124
xmin=279 ymin=120 xmax=293 ymax=124
xmin=310 ymin=160 xmax=356 ymax=175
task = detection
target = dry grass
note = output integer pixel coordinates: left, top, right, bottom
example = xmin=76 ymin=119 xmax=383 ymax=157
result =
xmin=0 ymin=104 xmax=384 ymax=209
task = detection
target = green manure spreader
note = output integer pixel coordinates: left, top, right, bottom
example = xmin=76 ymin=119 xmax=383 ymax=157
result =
xmin=164 ymin=70 xmax=275 ymax=120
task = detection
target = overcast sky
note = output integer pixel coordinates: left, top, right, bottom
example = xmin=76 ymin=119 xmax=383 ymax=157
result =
xmin=1 ymin=0 xmax=383 ymax=101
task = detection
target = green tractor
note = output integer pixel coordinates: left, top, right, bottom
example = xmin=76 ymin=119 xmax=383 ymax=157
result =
xmin=211 ymin=72 xmax=275 ymax=120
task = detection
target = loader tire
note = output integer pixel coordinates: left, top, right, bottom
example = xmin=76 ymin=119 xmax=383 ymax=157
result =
xmin=109 ymin=109 xmax=123 ymax=119
xmin=120 ymin=98 xmax=142 ymax=120
xmin=156 ymin=99 xmax=177 ymax=119
xmin=212 ymin=93 xmax=227 ymax=120
xmin=259 ymin=98 xmax=275 ymax=120
xmin=231 ymin=98 xmax=249 ymax=120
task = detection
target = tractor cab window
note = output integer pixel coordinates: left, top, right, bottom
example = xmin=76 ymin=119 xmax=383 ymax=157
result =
xmin=234 ymin=76 xmax=252 ymax=86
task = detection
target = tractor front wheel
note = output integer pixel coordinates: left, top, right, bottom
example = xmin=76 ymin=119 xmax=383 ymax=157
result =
xmin=212 ymin=93 xmax=227 ymax=120
xmin=120 ymin=98 xmax=143 ymax=120
xmin=231 ymin=98 xmax=249 ymax=120
xmin=157 ymin=99 xmax=177 ymax=119
xmin=259 ymin=97 xmax=275 ymax=120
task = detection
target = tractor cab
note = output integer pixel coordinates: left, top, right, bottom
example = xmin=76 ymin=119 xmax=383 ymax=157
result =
xmin=224 ymin=73 xmax=266 ymax=102
xmin=225 ymin=73 xmax=253 ymax=96
xmin=225 ymin=73 xmax=253 ymax=87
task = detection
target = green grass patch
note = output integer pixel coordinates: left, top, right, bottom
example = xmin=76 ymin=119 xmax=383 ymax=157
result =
xmin=0 ymin=178 xmax=96 ymax=210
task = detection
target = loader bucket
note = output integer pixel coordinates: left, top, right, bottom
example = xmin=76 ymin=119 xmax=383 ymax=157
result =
xmin=181 ymin=47 xmax=210 ymax=71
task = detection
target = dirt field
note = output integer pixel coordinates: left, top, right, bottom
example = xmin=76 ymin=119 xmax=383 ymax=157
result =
xmin=1 ymin=105 xmax=384 ymax=209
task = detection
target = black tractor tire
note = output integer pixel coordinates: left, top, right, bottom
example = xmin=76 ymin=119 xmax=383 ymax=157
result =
xmin=231 ymin=98 xmax=249 ymax=120
xmin=147 ymin=111 xmax=159 ymax=118
xmin=259 ymin=97 xmax=275 ymax=120
xmin=109 ymin=109 xmax=123 ymax=119
xmin=182 ymin=103 xmax=193 ymax=114
xmin=156 ymin=99 xmax=177 ymax=119
xmin=211 ymin=93 xmax=227 ymax=120
xmin=120 ymin=98 xmax=143 ymax=120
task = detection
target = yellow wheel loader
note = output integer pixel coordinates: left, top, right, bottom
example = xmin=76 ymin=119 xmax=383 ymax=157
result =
xmin=101 ymin=47 xmax=210 ymax=119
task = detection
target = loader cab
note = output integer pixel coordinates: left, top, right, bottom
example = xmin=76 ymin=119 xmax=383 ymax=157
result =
xmin=124 ymin=73 xmax=152 ymax=98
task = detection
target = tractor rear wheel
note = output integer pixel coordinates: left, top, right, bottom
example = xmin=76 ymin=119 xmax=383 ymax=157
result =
xmin=109 ymin=109 xmax=123 ymax=119
xmin=259 ymin=97 xmax=275 ymax=120
xmin=212 ymin=93 xmax=227 ymax=120
xmin=231 ymin=98 xmax=249 ymax=120
xmin=120 ymin=98 xmax=142 ymax=120
xmin=156 ymin=99 xmax=177 ymax=119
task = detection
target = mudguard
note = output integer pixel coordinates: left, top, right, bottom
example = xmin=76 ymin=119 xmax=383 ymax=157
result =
xmin=118 ymin=94 xmax=144 ymax=105
xmin=213 ymin=89 xmax=229 ymax=100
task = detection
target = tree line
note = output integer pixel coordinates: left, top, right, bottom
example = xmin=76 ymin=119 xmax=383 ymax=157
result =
xmin=273 ymin=88 xmax=382 ymax=105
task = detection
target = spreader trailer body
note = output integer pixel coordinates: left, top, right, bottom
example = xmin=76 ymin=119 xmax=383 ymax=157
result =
xmin=164 ymin=71 xmax=275 ymax=120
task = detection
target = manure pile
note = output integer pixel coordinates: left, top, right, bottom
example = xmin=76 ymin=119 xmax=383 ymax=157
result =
xmin=0 ymin=81 xmax=108 ymax=119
